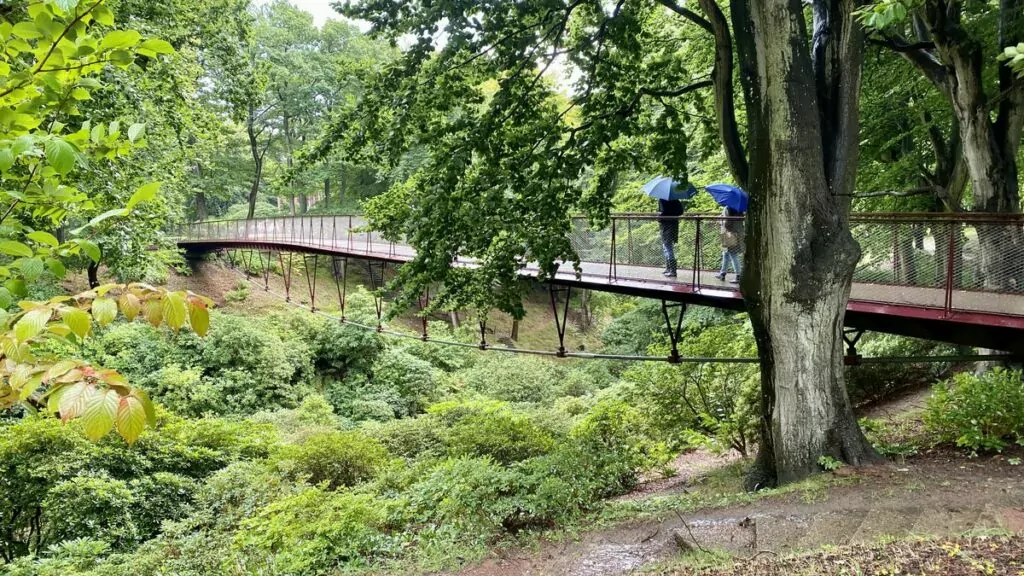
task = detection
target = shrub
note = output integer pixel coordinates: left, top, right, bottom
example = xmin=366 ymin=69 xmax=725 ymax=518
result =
xmin=445 ymin=410 xmax=556 ymax=464
xmin=924 ymin=368 xmax=1024 ymax=452
xmin=224 ymin=281 xmax=250 ymax=303
xmin=275 ymin=429 xmax=389 ymax=490
xmin=459 ymin=355 xmax=566 ymax=403
xmin=234 ymin=489 xmax=398 ymax=574
xmin=195 ymin=461 xmax=293 ymax=531
xmin=405 ymin=456 xmax=521 ymax=536
xmin=846 ymin=333 xmax=958 ymax=404
xmin=148 ymin=365 xmax=226 ymax=418
xmin=370 ymin=348 xmax=437 ymax=416
xmin=348 ymin=399 xmax=398 ymax=422
xmin=362 ymin=414 xmax=447 ymax=460
xmin=399 ymin=321 xmax=477 ymax=372
xmin=130 ymin=473 xmax=198 ymax=539
xmin=621 ymin=319 xmax=759 ymax=454
xmin=42 ymin=476 xmax=138 ymax=550
xmin=569 ymin=399 xmax=669 ymax=496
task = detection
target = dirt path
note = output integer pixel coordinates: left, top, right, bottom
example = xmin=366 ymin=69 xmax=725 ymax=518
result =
xmin=448 ymin=454 xmax=1024 ymax=576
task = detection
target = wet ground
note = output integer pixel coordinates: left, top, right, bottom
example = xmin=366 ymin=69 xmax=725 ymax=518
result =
xmin=449 ymin=453 xmax=1024 ymax=576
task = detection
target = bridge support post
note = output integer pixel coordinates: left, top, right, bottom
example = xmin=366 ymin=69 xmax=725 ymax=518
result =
xmin=366 ymin=260 xmax=387 ymax=332
xmin=278 ymin=252 xmax=294 ymax=301
xmin=259 ymin=250 xmax=272 ymax=291
xmin=242 ymin=250 xmax=255 ymax=278
xmin=303 ymin=254 xmax=319 ymax=312
xmin=478 ymin=318 xmax=488 ymax=350
xmin=549 ymin=286 xmax=572 ymax=357
xmin=332 ymin=256 xmax=347 ymax=321
xmin=843 ymin=328 xmax=865 ymax=366
xmin=661 ymin=300 xmax=686 ymax=364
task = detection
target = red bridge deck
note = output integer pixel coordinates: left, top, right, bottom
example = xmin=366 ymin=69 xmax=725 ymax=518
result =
xmin=178 ymin=214 xmax=1024 ymax=354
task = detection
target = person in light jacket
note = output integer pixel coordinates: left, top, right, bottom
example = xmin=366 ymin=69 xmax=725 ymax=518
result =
xmin=716 ymin=206 xmax=744 ymax=283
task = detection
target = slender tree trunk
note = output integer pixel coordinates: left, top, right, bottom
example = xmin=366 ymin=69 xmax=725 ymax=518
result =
xmin=246 ymin=102 xmax=264 ymax=221
xmin=193 ymin=162 xmax=207 ymax=221
xmin=324 ymin=177 xmax=331 ymax=210
xmin=729 ymin=0 xmax=881 ymax=487
xmin=87 ymin=261 xmax=99 ymax=289
xmin=510 ymin=318 xmax=519 ymax=341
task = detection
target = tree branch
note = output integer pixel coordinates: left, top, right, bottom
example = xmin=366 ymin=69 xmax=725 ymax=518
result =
xmin=639 ymin=79 xmax=713 ymax=98
xmin=654 ymin=0 xmax=715 ymax=35
xmin=850 ymin=186 xmax=935 ymax=198
xmin=869 ymin=33 xmax=947 ymax=89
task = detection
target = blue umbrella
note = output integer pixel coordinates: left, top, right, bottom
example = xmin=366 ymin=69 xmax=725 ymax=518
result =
xmin=643 ymin=177 xmax=697 ymax=201
xmin=705 ymin=183 xmax=749 ymax=212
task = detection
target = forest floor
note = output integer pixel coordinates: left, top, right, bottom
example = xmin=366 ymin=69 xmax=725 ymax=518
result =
xmin=444 ymin=396 xmax=1024 ymax=576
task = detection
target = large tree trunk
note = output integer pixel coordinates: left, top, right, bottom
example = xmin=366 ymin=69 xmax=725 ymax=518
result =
xmin=728 ymin=0 xmax=881 ymax=487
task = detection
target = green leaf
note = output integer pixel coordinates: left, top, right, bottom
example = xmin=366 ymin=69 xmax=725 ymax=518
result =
xmin=5 ymin=279 xmax=27 ymax=298
xmin=139 ymin=38 xmax=175 ymax=55
xmin=0 ymin=149 xmax=13 ymax=173
xmin=0 ymin=241 xmax=34 ymax=258
xmin=11 ymin=22 xmax=42 ymax=40
xmin=15 ymin=308 xmax=51 ymax=342
xmin=82 ymin=387 xmax=119 ymax=441
xmin=127 ymin=123 xmax=146 ymax=143
xmin=91 ymin=296 xmax=117 ymax=326
xmin=70 ymin=87 xmax=91 ymax=100
xmin=85 ymin=208 xmax=129 ymax=228
xmin=17 ymin=257 xmax=44 ymax=281
xmin=61 ymin=307 xmax=91 ymax=339
xmin=44 ymin=138 xmax=79 ymax=175
xmin=93 ymin=4 xmax=115 ymax=26
xmin=126 ymin=182 xmax=160 ymax=210
xmin=188 ymin=301 xmax=209 ymax=336
xmin=27 ymin=231 xmax=59 ymax=247
xmin=161 ymin=292 xmax=186 ymax=331
xmin=0 ymin=287 xmax=11 ymax=309
xmin=115 ymin=395 xmax=146 ymax=444
xmin=99 ymin=30 xmax=142 ymax=51
xmin=77 ymin=239 xmax=101 ymax=263
xmin=52 ymin=0 xmax=81 ymax=12
xmin=46 ymin=259 xmax=66 ymax=279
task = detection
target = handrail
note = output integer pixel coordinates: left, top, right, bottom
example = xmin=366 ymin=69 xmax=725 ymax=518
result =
xmin=187 ymin=211 xmax=1024 ymax=226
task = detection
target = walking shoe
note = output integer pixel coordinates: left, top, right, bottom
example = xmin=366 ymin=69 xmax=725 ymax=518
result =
xmin=715 ymin=273 xmax=726 ymax=281
xmin=663 ymin=269 xmax=677 ymax=277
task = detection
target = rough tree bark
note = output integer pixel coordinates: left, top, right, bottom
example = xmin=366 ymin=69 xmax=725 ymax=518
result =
xmin=707 ymin=0 xmax=882 ymax=486
xmin=245 ymin=101 xmax=268 ymax=220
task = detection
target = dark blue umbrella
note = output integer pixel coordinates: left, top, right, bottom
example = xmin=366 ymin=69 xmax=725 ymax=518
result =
xmin=643 ymin=177 xmax=697 ymax=201
xmin=705 ymin=183 xmax=748 ymax=212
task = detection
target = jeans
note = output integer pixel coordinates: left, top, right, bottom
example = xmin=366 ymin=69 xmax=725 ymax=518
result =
xmin=662 ymin=240 xmax=676 ymax=266
xmin=720 ymin=250 xmax=742 ymax=277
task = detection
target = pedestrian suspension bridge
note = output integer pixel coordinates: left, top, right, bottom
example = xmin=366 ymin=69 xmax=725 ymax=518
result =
xmin=178 ymin=213 xmax=1024 ymax=359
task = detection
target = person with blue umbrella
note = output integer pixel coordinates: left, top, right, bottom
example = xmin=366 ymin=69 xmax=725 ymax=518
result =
xmin=643 ymin=177 xmax=696 ymax=277
xmin=704 ymin=183 xmax=748 ymax=283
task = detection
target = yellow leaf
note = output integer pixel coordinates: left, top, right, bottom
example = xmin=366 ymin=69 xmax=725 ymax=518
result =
xmin=60 ymin=307 xmax=91 ymax=339
xmin=144 ymin=299 xmax=162 ymax=327
xmin=161 ymin=292 xmax=186 ymax=331
xmin=15 ymin=308 xmax=51 ymax=342
xmin=115 ymin=395 xmax=146 ymax=444
xmin=118 ymin=293 xmax=141 ymax=321
xmin=188 ymin=301 xmax=209 ymax=337
xmin=91 ymin=297 xmax=117 ymax=326
xmin=82 ymin=387 xmax=118 ymax=441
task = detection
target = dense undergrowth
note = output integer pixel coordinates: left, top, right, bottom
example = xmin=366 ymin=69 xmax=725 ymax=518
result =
xmin=1 ymin=280 xmax=1017 ymax=575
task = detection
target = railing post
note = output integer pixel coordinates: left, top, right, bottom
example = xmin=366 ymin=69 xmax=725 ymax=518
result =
xmin=891 ymin=222 xmax=899 ymax=284
xmin=693 ymin=217 xmax=702 ymax=289
xmin=608 ymin=218 xmax=616 ymax=281
xmin=944 ymin=220 xmax=956 ymax=317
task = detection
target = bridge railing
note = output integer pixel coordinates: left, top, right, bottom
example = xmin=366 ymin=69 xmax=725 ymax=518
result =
xmin=179 ymin=213 xmax=1024 ymax=317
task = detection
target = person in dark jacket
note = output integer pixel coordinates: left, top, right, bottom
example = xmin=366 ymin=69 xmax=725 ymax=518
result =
xmin=658 ymin=198 xmax=684 ymax=277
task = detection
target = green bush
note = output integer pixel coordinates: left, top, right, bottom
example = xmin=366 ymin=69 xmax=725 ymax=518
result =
xmin=147 ymin=365 xmax=226 ymax=418
xmin=194 ymin=461 xmax=293 ymax=531
xmin=42 ymin=476 xmax=138 ymax=550
xmin=234 ymin=488 xmax=398 ymax=574
xmin=399 ymin=321 xmax=477 ymax=372
xmin=362 ymin=414 xmax=447 ymax=460
xmin=445 ymin=409 xmax=556 ymax=464
xmin=845 ymin=333 xmax=958 ymax=404
xmin=274 ymin=429 xmax=389 ymax=490
xmin=621 ymin=319 xmax=759 ymax=454
xmin=924 ymin=368 xmax=1024 ymax=452
xmin=2 ymin=538 xmax=112 ymax=576
xmin=459 ymin=355 xmax=566 ymax=403
xmin=130 ymin=473 xmax=198 ymax=539
xmin=405 ymin=456 xmax=521 ymax=537
xmin=370 ymin=348 xmax=438 ymax=416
